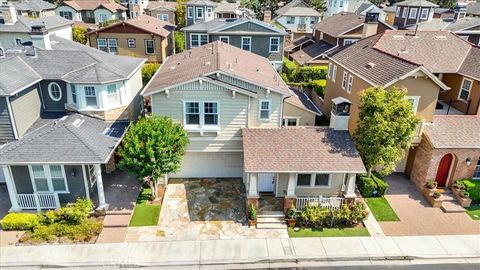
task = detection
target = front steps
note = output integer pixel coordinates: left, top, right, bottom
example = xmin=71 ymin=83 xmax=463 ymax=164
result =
xmin=441 ymin=201 xmax=467 ymax=213
xmin=256 ymin=211 xmax=287 ymax=229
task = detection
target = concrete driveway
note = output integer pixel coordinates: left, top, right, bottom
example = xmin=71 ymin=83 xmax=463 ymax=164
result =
xmin=379 ymin=174 xmax=480 ymax=236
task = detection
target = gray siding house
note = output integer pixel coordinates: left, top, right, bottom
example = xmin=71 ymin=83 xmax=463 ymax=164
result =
xmin=185 ymin=0 xmax=217 ymax=26
xmin=142 ymin=41 xmax=365 ymax=213
xmin=182 ymin=17 xmax=286 ymax=70
xmin=0 ymin=33 xmax=145 ymax=212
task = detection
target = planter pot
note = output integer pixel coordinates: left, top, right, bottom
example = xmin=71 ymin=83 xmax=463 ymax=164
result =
xmin=248 ymin=219 xmax=256 ymax=228
xmin=425 ymin=194 xmax=443 ymax=208
xmin=452 ymin=188 xmax=472 ymax=207
xmin=423 ymin=186 xmax=436 ymax=197
xmin=286 ymin=219 xmax=296 ymax=228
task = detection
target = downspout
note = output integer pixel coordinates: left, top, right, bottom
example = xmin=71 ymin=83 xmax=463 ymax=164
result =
xmin=280 ymin=95 xmax=288 ymax=127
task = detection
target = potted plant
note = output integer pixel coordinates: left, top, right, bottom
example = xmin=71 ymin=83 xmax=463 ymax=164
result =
xmin=248 ymin=204 xmax=256 ymax=227
xmin=426 ymin=180 xmax=438 ymax=190
xmin=285 ymin=205 xmax=297 ymax=227
xmin=456 ymin=190 xmax=472 ymax=207
xmin=432 ymin=191 xmax=441 ymax=199
xmin=460 ymin=191 xmax=469 ymax=199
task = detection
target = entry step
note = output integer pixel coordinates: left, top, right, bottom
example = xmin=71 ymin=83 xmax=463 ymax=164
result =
xmin=257 ymin=211 xmax=285 ymax=218
xmin=256 ymin=222 xmax=287 ymax=229
xmin=441 ymin=201 xmax=467 ymax=213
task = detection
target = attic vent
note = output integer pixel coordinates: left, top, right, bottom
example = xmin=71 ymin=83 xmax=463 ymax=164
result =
xmin=72 ymin=119 xmax=85 ymax=128
xmin=170 ymin=66 xmax=176 ymax=70
xmin=392 ymin=35 xmax=404 ymax=40
xmin=103 ymin=127 xmax=115 ymax=136
xmin=366 ymin=62 xmax=376 ymax=68
xmin=435 ymin=35 xmax=446 ymax=40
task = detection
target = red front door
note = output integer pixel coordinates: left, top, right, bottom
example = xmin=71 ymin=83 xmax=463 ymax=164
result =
xmin=435 ymin=154 xmax=453 ymax=187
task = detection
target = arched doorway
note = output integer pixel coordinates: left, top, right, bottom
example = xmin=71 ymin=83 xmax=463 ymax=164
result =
xmin=435 ymin=154 xmax=453 ymax=187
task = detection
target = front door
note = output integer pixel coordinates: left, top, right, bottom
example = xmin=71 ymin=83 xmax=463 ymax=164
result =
xmin=435 ymin=154 xmax=453 ymax=187
xmin=258 ymin=173 xmax=275 ymax=193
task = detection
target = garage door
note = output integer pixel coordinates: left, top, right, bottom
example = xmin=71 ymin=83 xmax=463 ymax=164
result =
xmin=171 ymin=152 xmax=243 ymax=178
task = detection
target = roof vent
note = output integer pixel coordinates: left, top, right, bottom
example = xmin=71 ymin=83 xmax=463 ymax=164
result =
xmin=72 ymin=119 xmax=85 ymax=128
xmin=366 ymin=62 xmax=376 ymax=68
xmin=434 ymin=35 xmax=447 ymax=40
xmin=205 ymin=61 xmax=211 ymax=66
xmin=170 ymin=66 xmax=176 ymax=70
xmin=103 ymin=127 xmax=115 ymax=136
xmin=392 ymin=35 xmax=404 ymax=40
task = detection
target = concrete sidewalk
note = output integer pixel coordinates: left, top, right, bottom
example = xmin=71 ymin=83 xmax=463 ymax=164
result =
xmin=1 ymin=235 xmax=479 ymax=268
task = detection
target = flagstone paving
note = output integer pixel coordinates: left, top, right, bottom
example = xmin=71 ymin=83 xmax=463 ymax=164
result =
xmin=125 ymin=179 xmax=288 ymax=242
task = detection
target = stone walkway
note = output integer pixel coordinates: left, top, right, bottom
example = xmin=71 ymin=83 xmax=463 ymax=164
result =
xmin=125 ymin=179 xmax=288 ymax=241
xmin=379 ymin=174 xmax=480 ymax=236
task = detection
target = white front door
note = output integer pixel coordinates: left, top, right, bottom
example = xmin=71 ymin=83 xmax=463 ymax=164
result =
xmin=258 ymin=173 xmax=275 ymax=193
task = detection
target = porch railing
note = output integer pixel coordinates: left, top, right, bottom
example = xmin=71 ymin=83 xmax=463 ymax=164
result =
xmin=17 ymin=193 xmax=59 ymax=210
xmin=296 ymin=197 xmax=344 ymax=212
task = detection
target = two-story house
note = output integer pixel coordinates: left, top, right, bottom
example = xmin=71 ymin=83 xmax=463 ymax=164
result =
xmin=0 ymin=2 xmax=73 ymax=49
xmin=214 ymin=1 xmax=254 ymax=19
xmin=182 ymin=17 xmax=286 ymax=70
xmin=325 ymin=0 xmax=386 ymax=21
xmin=467 ymin=2 xmax=480 ymax=17
xmin=142 ymin=41 xmax=365 ymax=213
xmin=272 ymin=0 xmax=322 ymax=39
xmin=12 ymin=0 xmax=56 ymax=18
xmin=0 ymin=32 xmax=146 ymax=212
xmin=86 ymin=15 xmax=175 ymax=62
xmin=322 ymin=30 xmax=480 ymax=196
xmin=185 ymin=0 xmax=217 ymax=26
xmin=392 ymin=0 xmax=438 ymax=29
xmin=144 ymin=0 xmax=177 ymax=24
xmin=56 ymin=0 xmax=127 ymax=27
xmin=288 ymin=11 xmax=393 ymax=66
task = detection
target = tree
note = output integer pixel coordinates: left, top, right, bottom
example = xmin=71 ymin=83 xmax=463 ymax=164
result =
xmin=354 ymin=86 xmax=419 ymax=177
xmin=141 ymin=63 xmax=161 ymax=85
xmin=307 ymin=0 xmax=326 ymax=12
xmin=174 ymin=31 xmax=185 ymax=53
xmin=118 ymin=117 xmax=189 ymax=199
xmin=72 ymin=26 xmax=87 ymax=45
xmin=175 ymin=0 xmax=186 ymax=28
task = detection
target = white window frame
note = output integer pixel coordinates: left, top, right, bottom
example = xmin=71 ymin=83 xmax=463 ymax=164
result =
xmin=196 ymin=7 xmax=204 ymax=18
xmin=206 ymin=7 xmax=213 ymax=19
xmin=327 ymin=63 xmax=333 ymax=79
xmin=157 ymin=14 xmax=168 ymax=21
xmin=48 ymin=82 xmax=62 ymax=102
xmin=296 ymin=173 xmax=331 ymax=188
xmin=190 ymin=33 xmax=208 ymax=48
xmin=406 ymin=96 xmax=420 ymax=113
xmin=107 ymin=84 xmax=120 ymax=105
xmin=402 ymin=7 xmax=408 ymax=18
xmin=219 ymin=36 xmax=229 ymax=44
xmin=107 ymin=38 xmax=118 ymax=54
xmin=59 ymin=11 xmax=73 ymax=20
xmin=99 ymin=13 xmax=107 ymax=23
xmin=458 ymin=77 xmax=473 ymax=102
xmin=71 ymin=84 xmax=77 ymax=105
xmin=241 ymin=36 xmax=252 ymax=51
xmin=15 ymin=38 xmax=22 ymax=46
xmin=283 ymin=117 xmax=300 ymax=126
xmin=347 ymin=75 xmax=353 ymax=93
xmin=29 ymin=165 xmax=69 ymax=194
xmin=332 ymin=65 xmax=337 ymax=82
xmin=183 ymin=101 xmax=220 ymax=129
xmin=97 ymin=38 xmax=108 ymax=52
xmin=420 ymin=8 xmax=429 ymax=19
xmin=84 ymin=86 xmax=98 ymax=108
xmin=341 ymin=71 xmax=348 ymax=90
xmin=269 ymin=37 xmax=280 ymax=53
xmin=473 ymin=158 xmax=480 ymax=179
xmin=127 ymin=38 xmax=136 ymax=48
xmin=258 ymin=100 xmax=271 ymax=121
xmin=187 ymin=6 xmax=193 ymax=18
xmin=286 ymin=16 xmax=295 ymax=24
xmin=343 ymin=39 xmax=358 ymax=46
xmin=145 ymin=39 xmax=155 ymax=54
xmin=396 ymin=7 xmax=401 ymax=17
xmin=409 ymin=8 xmax=418 ymax=19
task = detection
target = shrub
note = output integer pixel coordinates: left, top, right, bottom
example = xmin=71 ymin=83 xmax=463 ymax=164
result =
xmin=141 ymin=63 xmax=161 ymax=85
xmin=426 ymin=180 xmax=438 ymax=189
xmin=287 ymin=205 xmax=297 ymax=220
xmin=357 ymin=175 xmax=376 ymax=197
xmin=282 ymin=57 xmax=297 ymax=82
xmin=72 ymin=26 xmax=86 ymax=45
xmin=307 ymin=79 xmax=326 ymax=97
xmin=21 ymin=220 xmax=102 ymax=243
xmin=372 ymin=173 xmax=389 ymax=196
xmin=1 ymin=213 xmax=39 ymax=231
xmin=248 ymin=204 xmax=256 ymax=220
xmin=295 ymin=66 xmax=327 ymax=82
xmin=458 ymin=179 xmax=480 ymax=201
xmin=299 ymin=205 xmax=330 ymax=227
xmin=332 ymin=204 xmax=352 ymax=226
xmin=174 ymin=31 xmax=185 ymax=53
xmin=432 ymin=191 xmax=441 ymax=199
xmin=54 ymin=199 xmax=93 ymax=224
xmin=350 ymin=201 xmax=369 ymax=223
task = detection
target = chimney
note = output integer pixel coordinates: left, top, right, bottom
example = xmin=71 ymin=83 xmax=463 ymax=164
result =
xmin=1 ymin=2 xmax=18 ymax=25
xmin=329 ymin=97 xmax=351 ymax=131
xmin=453 ymin=3 xmax=467 ymax=20
xmin=362 ymin=12 xmax=379 ymax=39
xmin=263 ymin=10 xmax=271 ymax=23
xmin=30 ymin=25 xmax=52 ymax=50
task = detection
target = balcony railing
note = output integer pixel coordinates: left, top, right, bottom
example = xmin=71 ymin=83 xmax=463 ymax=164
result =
xmin=17 ymin=193 xmax=59 ymax=210
xmin=297 ymin=24 xmax=307 ymax=32
xmin=296 ymin=196 xmax=344 ymax=211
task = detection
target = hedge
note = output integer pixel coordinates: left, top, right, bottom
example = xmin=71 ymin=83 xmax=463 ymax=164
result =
xmin=372 ymin=173 xmax=389 ymax=196
xmin=282 ymin=57 xmax=297 ymax=81
xmin=357 ymin=175 xmax=376 ymax=197
xmin=281 ymin=58 xmax=327 ymax=84
xmin=458 ymin=179 xmax=480 ymax=201
xmin=1 ymin=213 xmax=39 ymax=231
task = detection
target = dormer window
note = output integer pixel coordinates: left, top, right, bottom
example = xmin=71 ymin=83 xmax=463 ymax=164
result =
xmin=196 ymin=7 xmax=204 ymax=18
xmin=187 ymin=6 xmax=193 ymax=18
xmin=48 ymin=82 xmax=62 ymax=102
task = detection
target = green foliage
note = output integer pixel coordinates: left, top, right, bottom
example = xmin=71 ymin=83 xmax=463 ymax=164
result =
xmin=142 ymin=63 xmax=161 ymax=85
xmin=299 ymin=201 xmax=369 ymax=228
xmin=118 ymin=116 xmax=189 ymax=198
xmin=0 ymin=213 xmax=39 ymax=231
xmin=458 ymin=179 xmax=480 ymax=201
xmin=129 ymin=204 xmax=161 ymax=226
xmin=282 ymin=57 xmax=297 ymax=81
xmin=354 ymin=86 xmax=420 ymax=177
xmin=364 ymin=197 xmax=399 ymax=221
xmin=287 ymin=205 xmax=297 ymax=219
xmin=466 ymin=205 xmax=480 ymax=220
xmin=72 ymin=26 xmax=87 ymax=45
xmin=288 ymin=227 xmax=370 ymax=237
xmin=299 ymin=205 xmax=330 ymax=227
xmin=175 ymin=0 xmax=186 ymax=28
xmin=174 ymin=31 xmax=185 ymax=53
xmin=350 ymin=201 xmax=369 ymax=223
xmin=429 ymin=0 xmax=457 ymax=8
xmin=332 ymin=204 xmax=352 ymax=225
xmin=47 ymin=198 xmax=93 ymax=225
xmin=20 ymin=220 xmax=102 ymax=243
xmin=308 ymin=79 xmax=326 ymax=97
xmin=296 ymin=66 xmax=327 ymax=82
xmin=426 ymin=179 xmax=438 ymax=189
xmin=248 ymin=204 xmax=257 ymax=220
xmin=99 ymin=19 xmax=119 ymax=28
xmin=306 ymin=0 xmax=326 ymax=11
xmin=372 ymin=173 xmax=389 ymax=196
xmin=357 ymin=175 xmax=377 ymax=197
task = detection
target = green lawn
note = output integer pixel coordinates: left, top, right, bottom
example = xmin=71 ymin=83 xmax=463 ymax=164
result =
xmin=288 ymin=227 xmax=370 ymax=237
xmin=129 ymin=187 xmax=161 ymax=227
xmin=365 ymin=197 xmax=400 ymax=222
xmin=466 ymin=205 xmax=480 ymax=220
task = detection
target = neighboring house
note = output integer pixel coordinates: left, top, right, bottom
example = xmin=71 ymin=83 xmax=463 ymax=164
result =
xmin=0 ymin=35 xmax=145 ymax=212
xmin=391 ymin=0 xmax=438 ymax=29
xmin=182 ymin=17 xmax=286 ymax=70
xmin=142 ymin=41 xmax=365 ymax=212
xmin=56 ymin=0 xmax=127 ymax=26
xmin=289 ymin=11 xmax=393 ymax=66
xmin=214 ymin=1 xmax=254 ymax=19
xmin=383 ymin=5 xmax=397 ymax=25
xmin=325 ymin=0 xmax=386 ymax=20
xmin=128 ymin=0 xmax=149 ymax=18
xmin=185 ymin=0 xmax=217 ymax=26
xmin=0 ymin=3 xmax=72 ymax=49
xmin=322 ymin=30 xmax=480 ymax=191
xmin=86 ymin=15 xmax=175 ymax=62
xmin=272 ymin=0 xmax=322 ymax=39
xmin=467 ymin=2 xmax=480 ymax=17
xmin=144 ymin=0 xmax=177 ymax=24
xmin=12 ymin=0 xmax=56 ymax=18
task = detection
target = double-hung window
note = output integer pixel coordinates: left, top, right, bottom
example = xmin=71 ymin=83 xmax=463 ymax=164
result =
xmin=269 ymin=37 xmax=280 ymax=53
xmin=474 ymin=158 xmax=480 ymax=179
xmin=259 ymin=100 xmax=271 ymax=120
xmin=341 ymin=71 xmax=348 ymax=90
xmin=206 ymin=7 xmax=212 ymax=19
xmin=395 ymin=7 xmax=401 ymax=17
xmin=409 ymin=8 xmax=418 ymax=19
xmin=187 ymin=6 xmax=193 ymax=18
xmin=107 ymin=84 xmax=120 ymax=104
xmin=59 ymin=11 xmax=73 ymax=20
xmin=327 ymin=63 xmax=333 ymax=79
xmin=84 ymin=86 xmax=97 ymax=107
xmin=297 ymin=173 xmax=330 ymax=188
xmin=71 ymin=84 xmax=77 ymax=104
xmin=406 ymin=96 xmax=420 ymax=113
xmin=196 ymin=7 xmax=203 ymax=18
xmin=185 ymin=102 xmax=200 ymax=125
xmin=204 ymin=102 xmax=218 ymax=125
xmin=286 ymin=16 xmax=295 ymax=24
xmin=190 ymin=34 xmax=208 ymax=47
xmin=184 ymin=102 xmax=219 ymax=127
xmin=219 ymin=36 xmax=229 ymax=44
xmin=420 ymin=8 xmax=429 ymax=19
xmin=157 ymin=14 xmax=168 ymax=21
xmin=145 ymin=39 xmax=155 ymax=54
xmin=347 ymin=75 xmax=353 ymax=93
xmin=98 ymin=38 xmax=108 ymax=52
xmin=459 ymin=78 xmax=472 ymax=101
xmin=31 ymin=165 xmax=68 ymax=193
xmin=332 ymin=65 xmax=337 ymax=82
xmin=107 ymin=39 xmax=118 ymax=54
xmin=241 ymin=36 xmax=251 ymax=51
xmin=402 ymin=8 xmax=408 ymax=18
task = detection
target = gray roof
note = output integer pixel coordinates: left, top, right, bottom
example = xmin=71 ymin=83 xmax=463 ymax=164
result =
xmin=214 ymin=1 xmax=239 ymax=13
xmin=182 ymin=17 xmax=285 ymax=34
xmin=458 ymin=46 xmax=480 ymax=81
xmin=185 ymin=0 xmax=217 ymax=7
xmin=290 ymin=40 xmax=335 ymax=65
xmin=412 ymin=17 xmax=480 ymax=32
xmin=276 ymin=0 xmax=312 ymax=16
xmin=383 ymin=5 xmax=397 ymax=12
xmin=0 ymin=36 xmax=145 ymax=96
xmin=0 ymin=15 xmax=73 ymax=33
xmin=13 ymin=0 xmax=56 ymax=12
xmin=0 ymin=113 xmax=129 ymax=164
xmin=466 ymin=2 xmax=480 ymax=16
xmin=285 ymin=88 xmax=322 ymax=115
xmin=395 ymin=0 xmax=438 ymax=7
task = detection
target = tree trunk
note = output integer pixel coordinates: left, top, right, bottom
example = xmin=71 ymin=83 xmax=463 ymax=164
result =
xmin=367 ymin=167 xmax=373 ymax=178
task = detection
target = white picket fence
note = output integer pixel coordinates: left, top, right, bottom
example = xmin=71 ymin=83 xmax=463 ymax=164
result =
xmin=17 ymin=193 xmax=59 ymax=210
xmin=296 ymin=197 xmax=344 ymax=212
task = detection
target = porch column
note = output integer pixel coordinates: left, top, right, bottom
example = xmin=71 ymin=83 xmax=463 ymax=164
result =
xmin=246 ymin=173 xmax=259 ymax=210
xmin=2 ymin=165 xmax=20 ymax=211
xmin=284 ymin=173 xmax=297 ymax=213
xmin=343 ymin=173 xmax=357 ymax=199
xmin=94 ymin=164 xmax=109 ymax=210
xmin=286 ymin=173 xmax=296 ymax=197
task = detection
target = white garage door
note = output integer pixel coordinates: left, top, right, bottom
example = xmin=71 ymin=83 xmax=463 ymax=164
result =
xmin=171 ymin=152 xmax=244 ymax=178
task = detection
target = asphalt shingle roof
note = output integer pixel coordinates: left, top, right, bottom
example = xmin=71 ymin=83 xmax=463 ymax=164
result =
xmin=185 ymin=0 xmax=217 ymax=7
xmin=396 ymin=0 xmax=438 ymax=7
xmin=285 ymin=88 xmax=322 ymax=115
xmin=313 ymin=12 xmax=365 ymax=37
xmin=0 ymin=57 xmax=41 ymax=96
xmin=0 ymin=15 xmax=73 ymax=33
xmin=424 ymin=116 xmax=480 ymax=149
xmin=62 ymin=0 xmax=127 ymax=12
xmin=242 ymin=127 xmax=366 ymax=173
xmin=146 ymin=0 xmax=177 ymax=11
xmin=284 ymin=35 xmax=314 ymax=52
xmin=467 ymin=2 xmax=480 ymax=16
xmin=458 ymin=46 xmax=480 ymax=81
xmin=0 ymin=113 xmax=129 ymax=164
xmin=13 ymin=0 xmax=56 ymax=12
xmin=87 ymin=15 xmax=175 ymax=38
xmin=182 ymin=17 xmax=285 ymax=34
xmin=290 ymin=41 xmax=334 ymax=65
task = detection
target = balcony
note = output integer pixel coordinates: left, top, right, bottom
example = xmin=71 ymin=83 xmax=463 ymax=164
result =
xmin=412 ymin=121 xmax=424 ymax=145
xmin=434 ymin=100 xmax=467 ymax=115
xmin=297 ymin=24 xmax=307 ymax=32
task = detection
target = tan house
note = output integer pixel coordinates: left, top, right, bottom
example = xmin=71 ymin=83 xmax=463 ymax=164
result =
xmin=144 ymin=1 xmax=177 ymax=25
xmin=86 ymin=15 xmax=176 ymax=62
xmin=322 ymin=30 xmax=480 ymax=195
